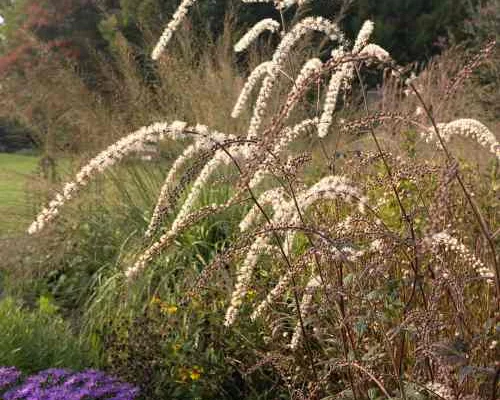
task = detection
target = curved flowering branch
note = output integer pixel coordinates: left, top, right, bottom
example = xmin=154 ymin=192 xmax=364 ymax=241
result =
xmin=246 ymin=16 xmax=343 ymax=138
xmin=128 ymin=137 xmax=253 ymax=280
xmin=352 ymin=20 xmax=375 ymax=54
xmin=358 ymin=44 xmax=390 ymax=62
xmin=145 ymin=125 xmax=234 ymax=238
xmin=422 ymin=118 xmax=500 ymax=161
xmin=248 ymin=118 xmax=318 ymax=189
xmin=151 ymin=0 xmax=196 ymax=60
xmin=225 ymin=175 xmax=369 ymax=326
xmin=145 ymin=143 xmax=201 ymax=238
xmin=250 ymin=232 xmax=366 ymax=323
xmin=232 ymin=61 xmax=272 ymax=118
xmin=427 ymin=230 xmax=492 ymax=282
xmin=318 ymin=20 xmax=387 ymax=138
xmin=289 ymin=273 xmax=321 ymax=350
xmin=28 ymin=121 xmax=196 ymax=235
xmin=169 ymin=149 xmax=236 ymax=233
xmin=224 ymin=234 xmax=275 ymax=326
xmin=234 ymin=19 xmax=281 ymax=53
xmin=281 ymin=175 xmax=368 ymax=252
xmin=283 ymin=58 xmax=323 ymax=119
xmin=128 ymin=203 xmax=229 ymax=279
xmin=159 ymin=120 xmax=318 ymax=249
xmin=317 ymin=47 xmax=347 ymax=138
xmin=140 ymin=117 xmax=322 ymax=281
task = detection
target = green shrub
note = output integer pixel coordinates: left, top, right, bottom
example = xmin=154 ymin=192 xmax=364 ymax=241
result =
xmin=0 ymin=296 xmax=97 ymax=373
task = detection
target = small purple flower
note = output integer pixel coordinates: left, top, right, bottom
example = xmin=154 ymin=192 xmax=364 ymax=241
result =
xmin=0 ymin=367 xmax=22 ymax=391
xmin=1 ymin=367 xmax=139 ymax=400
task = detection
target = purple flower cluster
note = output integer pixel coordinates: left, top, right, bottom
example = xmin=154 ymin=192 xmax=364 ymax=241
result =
xmin=0 ymin=367 xmax=140 ymax=400
xmin=0 ymin=367 xmax=22 ymax=391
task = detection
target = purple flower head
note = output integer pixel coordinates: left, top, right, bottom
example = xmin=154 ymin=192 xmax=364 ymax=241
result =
xmin=1 ymin=367 xmax=139 ymax=400
xmin=0 ymin=367 xmax=22 ymax=391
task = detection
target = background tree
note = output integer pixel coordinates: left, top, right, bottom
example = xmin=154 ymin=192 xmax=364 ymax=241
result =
xmin=0 ymin=0 xmax=493 ymax=155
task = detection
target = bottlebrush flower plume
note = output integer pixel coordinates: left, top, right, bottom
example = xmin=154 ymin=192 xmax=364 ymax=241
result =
xmin=28 ymin=121 xmax=234 ymax=236
xmin=145 ymin=143 xmax=202 ymax=238
xmin=280 ymin=175 xmax=368 ymax=252
xmin=166 ymin=136 xmax=246 ymax=239
xmin=246 ymin=16 xmax=342 ymax=138
xmin=234 ymin=19 xmax=281 ymax=53
xmin=428 ymin=230 xmax=492 ymax=281
xmin=289 ymin=273 xmax=321 ymax=350
xmin=145 ymin=125 xmax=233 ymax=238
xmin=151 ymin=0 xmax=196 ymax=60
xmin=232 ymin=61 xmax=272 ymax=118
xmin=283 ymin=58 xmax=323 ymax=118
xmin=129 ymin=146 xmax=246 ymax=280
xmin=28 ymin=121 xmax=197 ymax=235
xmin=224 ymin=235 xmax=273 ymax=326
xmin=422 ymin=118 xmax=500 ymax=161
xmin=352 ymin=20 xmax=374 ymax=53
xmin=359 ymin=44 xmax=390 ymax=62
xmin=317 ymin=48 xmax=346 ymax=138
xmin=318 ymin=20 xmax=385 ymax=138
xmin=225 ymin=175 xmax=368 ymax=327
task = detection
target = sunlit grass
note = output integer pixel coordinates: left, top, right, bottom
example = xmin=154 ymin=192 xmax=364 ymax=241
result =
xmin=0 ymin=153 xmax=39 ymax=234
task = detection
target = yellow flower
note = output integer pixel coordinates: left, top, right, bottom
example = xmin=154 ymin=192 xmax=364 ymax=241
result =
xmin=246 ymin=289 xmax=256 ymax=300
xmin=189 ymin=366 xmax=203 ymax=381
xmin=161 ymin=304 xmax=178 ymax=315
xmin=150 ymin=295 xmax=162 ymax=305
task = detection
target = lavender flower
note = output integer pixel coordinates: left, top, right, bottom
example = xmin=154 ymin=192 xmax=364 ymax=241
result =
xmin=0 ymin=367 xmax=21 ymax=391
xmin=1 ymin=367 xmax=139 ymax=400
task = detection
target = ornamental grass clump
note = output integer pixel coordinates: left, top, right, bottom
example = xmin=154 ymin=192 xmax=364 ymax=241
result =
xmin=0 ymin=367 xmax=139 ymax=400
xmin=26 ymin=0 xmax=500 ymax=398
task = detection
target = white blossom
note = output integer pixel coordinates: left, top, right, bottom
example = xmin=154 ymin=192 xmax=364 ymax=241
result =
xmin=232 ymin=62 xmax=272 ymax=118
xmin=226 ymin=175 xmax=369 ymax=326
xmin=359 ymin=44 xmax=390 ymax=62
xmin=28 ymin=121 xmax=194 ymax=235
xmin=352 ymin=20 xmax=374 ymax=54
xmin=428 ymin=231 xmax=492 ymax=282
xmin=145 ymin=125 xmax=233 ymax=238
xmin=234 ymin=19 xmax=281 ymax=53
xmin=224 ymin=235 xmax=273 ymax=326
xmin=283 ymin=58 xmax=323 ymax=118
xmin=247 ymin=17 xmax=342 ymax=138
xmin=251 ymin=267 xmax=294 ymax=321
xmin=289 ymin=274 xmax=322 ymax=350
xmin=318 ymin=20 xmax=388 ymax=138
xmin=170 ymin=150 xmax=232 ymax=234
xmin=151 ymin=0 xmax=196 ymax=60
xmin=422 ymin=119 xmax=500 ymax=161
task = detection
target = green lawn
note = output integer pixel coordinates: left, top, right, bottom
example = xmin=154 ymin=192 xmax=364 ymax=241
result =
xmin=0 ymin=153 xmax=39 ymax=235
xmin=0 ymin=152 xmax=163 ymax=236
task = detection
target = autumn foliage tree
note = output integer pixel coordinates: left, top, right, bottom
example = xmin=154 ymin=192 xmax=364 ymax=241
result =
xmin=0 ymin=0 xmax=110 ymax=159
